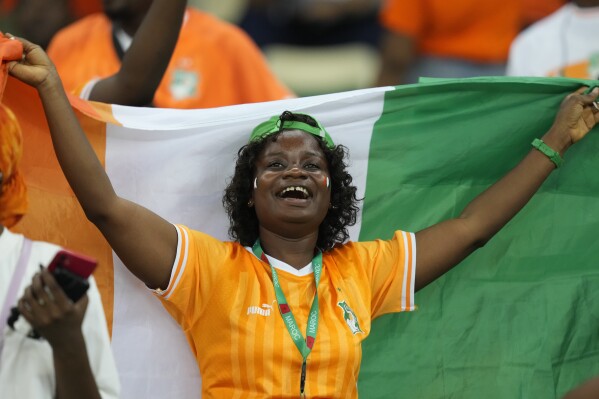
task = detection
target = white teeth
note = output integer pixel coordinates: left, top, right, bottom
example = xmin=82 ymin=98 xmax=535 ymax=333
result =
xmin=280 ymin=186 xmax=309 ymax=197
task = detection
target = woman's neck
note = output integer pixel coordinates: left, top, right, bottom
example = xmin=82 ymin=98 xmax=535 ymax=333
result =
xmin=258 ymin=228 xmax=318 ymax=270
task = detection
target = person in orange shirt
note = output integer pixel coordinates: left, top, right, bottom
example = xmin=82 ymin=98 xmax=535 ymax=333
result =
xmin=376 ymin=0 xmax=521 ymax=85
xmin=47 ymin=0 xmax=292 ymax=109
xmin=10 ymin=36 xmax=599 ymax=397
xmin=4 ymin=0 xmax=188 ymax=106
xmin=68 ymin=0 xmax=187 ymax=106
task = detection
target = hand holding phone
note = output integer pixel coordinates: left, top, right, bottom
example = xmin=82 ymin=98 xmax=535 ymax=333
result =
xmin=46 ymin=250 xmax=97 ymax=302
xmin=7 ymin=249 xmax=97 ymax=336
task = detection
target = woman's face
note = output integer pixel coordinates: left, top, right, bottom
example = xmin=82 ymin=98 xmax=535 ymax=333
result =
xmin=252 ymin=130 xmax=331 ymax=238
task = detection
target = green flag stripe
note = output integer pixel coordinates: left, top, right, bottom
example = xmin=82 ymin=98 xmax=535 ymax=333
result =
xmin=359 ymin=77 xmax=599 ymax=398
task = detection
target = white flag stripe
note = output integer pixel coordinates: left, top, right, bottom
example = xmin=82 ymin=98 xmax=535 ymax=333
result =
xmin=106 ymin=88 xmax=389 ymax=398
xmin=110 ymin=86 xmax=392 ymax=131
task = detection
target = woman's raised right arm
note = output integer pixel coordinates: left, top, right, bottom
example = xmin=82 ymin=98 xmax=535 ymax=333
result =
xmin=8 ymin=38 xmax=177 ymax=290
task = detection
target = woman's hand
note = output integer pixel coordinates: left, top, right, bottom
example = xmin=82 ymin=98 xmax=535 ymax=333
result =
xmin=543 ymin=87 xmax=599 ymax=154
xmin=6 ymin=35 xmax=57 ymax=90
xmin=19 ymin=269 xmax=103 ymax=399
xmin=17 ymin=269 xmax=88 ymax=348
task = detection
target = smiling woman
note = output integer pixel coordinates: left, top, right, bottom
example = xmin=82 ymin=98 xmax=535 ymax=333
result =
xmin=8 ymin=36 xmax=599 ymax=398
xmin=223 ymin=111 xmax=359 ymax=253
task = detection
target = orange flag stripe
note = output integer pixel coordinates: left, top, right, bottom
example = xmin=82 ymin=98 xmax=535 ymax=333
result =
xmin=4 ymin=77 xmax=116 ymax=335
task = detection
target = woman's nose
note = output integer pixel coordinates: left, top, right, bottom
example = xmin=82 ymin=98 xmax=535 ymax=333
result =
xmin=284 ymin=166 xmax=306 ymax=177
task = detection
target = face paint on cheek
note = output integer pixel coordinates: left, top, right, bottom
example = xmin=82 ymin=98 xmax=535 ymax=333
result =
xmin=323 ymin=177 xmax=330 ymax=188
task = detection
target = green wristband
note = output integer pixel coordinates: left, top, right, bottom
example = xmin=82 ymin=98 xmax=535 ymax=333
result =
xmin=531 ymin=138 xmax=563 ymax=168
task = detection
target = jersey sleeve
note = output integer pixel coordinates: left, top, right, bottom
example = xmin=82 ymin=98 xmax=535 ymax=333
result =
xmin=353 ymin=230 xmax=417 ymax=319
xmin=153 ymin=224 xmax=230 ymax=330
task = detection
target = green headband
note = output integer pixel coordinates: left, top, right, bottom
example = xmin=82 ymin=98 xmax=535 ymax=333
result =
xmin=249 ymin=112 xmax=335 ymax=148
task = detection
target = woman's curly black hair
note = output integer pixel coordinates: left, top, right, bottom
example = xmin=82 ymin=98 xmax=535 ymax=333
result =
xmin=223 ymin=112 xmax=360 ymax=251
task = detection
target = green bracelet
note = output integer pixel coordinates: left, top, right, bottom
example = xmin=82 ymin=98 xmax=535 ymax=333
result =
xmin=531 ymin=138 xmax=563 ymax=168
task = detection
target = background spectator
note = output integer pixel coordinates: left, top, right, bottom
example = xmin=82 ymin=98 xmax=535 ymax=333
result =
xmin=239 ymin=0 xmax=382 ymax=96
xmin=47 ymin=0 xmax=292 ymax=108
xmin=507 ymin=0 xmax=599 ymax=79
xmin=239 ymin=0 xmax=381 ymax=48
xmin=65 ymin=0 xmax=187 ymax=106
xmin=376 ymin=0 xmax=521 ymax=86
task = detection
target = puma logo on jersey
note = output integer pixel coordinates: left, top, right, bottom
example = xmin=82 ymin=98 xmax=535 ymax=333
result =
xmin=247 ymin=303 xmax=274 ymax=316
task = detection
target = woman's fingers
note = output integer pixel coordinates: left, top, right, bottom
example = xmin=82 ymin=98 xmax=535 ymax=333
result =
xmin=5 ymin=34 xmax=36 ymax=53
xmin=17 ymin=268 xmax=78 ymax=330
xmin=581 ymin=87 xmax=599 ymax=105
xmin=18 ymin=286 xmax=47 ymax=326
xmin=39 ymin=269 xmax=72 ymax=308
xmin=5 ymin=34 xmax=55 ymax=88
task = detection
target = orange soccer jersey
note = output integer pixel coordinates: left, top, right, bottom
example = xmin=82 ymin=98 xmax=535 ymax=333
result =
xmin=47 ymin=9 xmax=291 ymax=109
xmin=156 ymin=225 xmax=417 ymax=398
xmin=380 ymin=0 xmax=521 ymax=63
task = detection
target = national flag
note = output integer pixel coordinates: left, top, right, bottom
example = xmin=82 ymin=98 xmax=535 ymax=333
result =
xmin=3 ymin=45 xmax=599 ymax=397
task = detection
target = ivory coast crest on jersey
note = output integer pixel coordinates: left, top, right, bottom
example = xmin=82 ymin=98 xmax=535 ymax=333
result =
xmin=337 ymin=301 xmax=363 ymax=334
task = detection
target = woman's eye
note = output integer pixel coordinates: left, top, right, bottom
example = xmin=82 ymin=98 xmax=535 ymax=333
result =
xmin=267 ymin=162 xmax=283 ymax=168
xmin=305 ymin=163 xmax=320 ymax=170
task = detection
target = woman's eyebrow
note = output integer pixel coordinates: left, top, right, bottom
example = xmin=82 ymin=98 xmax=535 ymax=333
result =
xmin=304 ymin=151 xmax=325 ymax=158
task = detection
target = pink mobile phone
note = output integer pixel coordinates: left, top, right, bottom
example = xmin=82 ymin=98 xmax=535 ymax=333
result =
xmin=46 ymin=250 xmax=97 ymax=302
xmin=47 ymin=250 xmax=97 ymax=279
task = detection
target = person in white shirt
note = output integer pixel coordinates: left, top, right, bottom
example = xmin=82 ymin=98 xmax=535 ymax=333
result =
xmin=507 ymin=0 xmax=599 ymax=78
xmin=0 ymin=102 xmax=120 ymax=399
